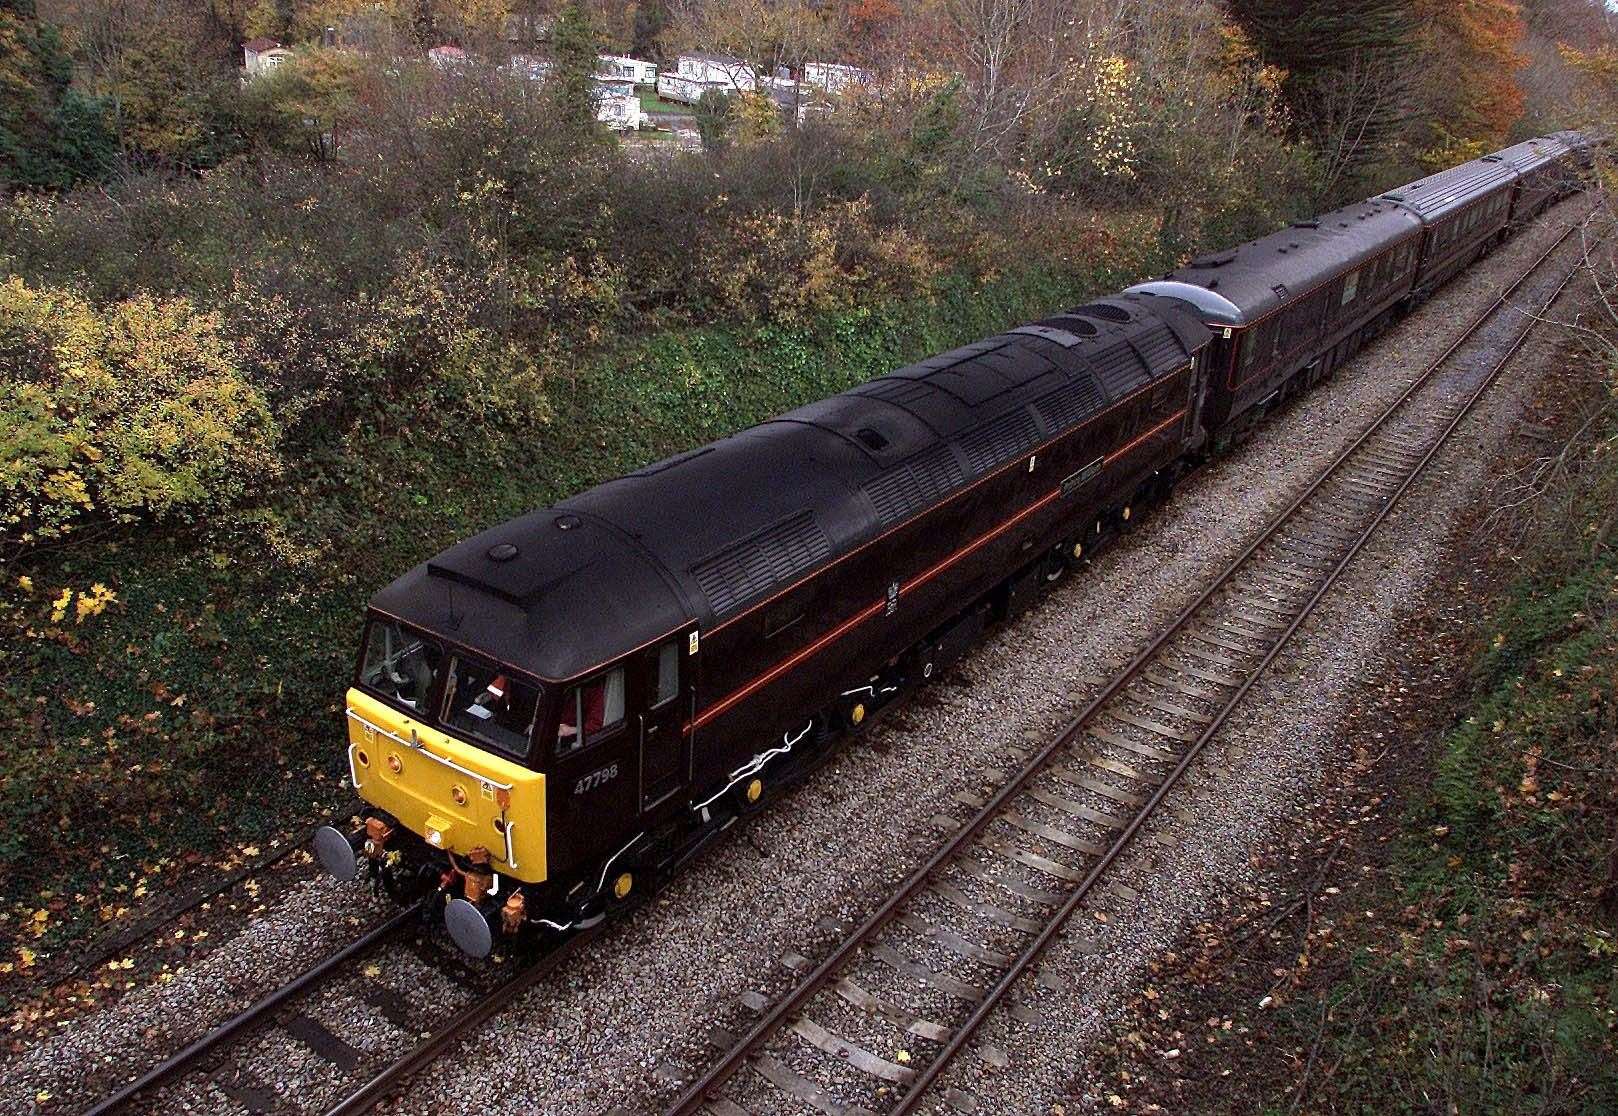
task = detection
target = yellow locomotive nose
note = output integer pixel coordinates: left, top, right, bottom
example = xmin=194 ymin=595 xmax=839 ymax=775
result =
xmin=344 ymin=688 xmax=548 ymax=883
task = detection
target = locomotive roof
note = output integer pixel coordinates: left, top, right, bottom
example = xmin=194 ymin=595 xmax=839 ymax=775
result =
xmin=1381 ymin=156 xmax=1517 ymax=221
xmin=369 ymin=294 xmax=1210 ymax=682
xmin=1127 ymin=199 xmax=1422 ymax=324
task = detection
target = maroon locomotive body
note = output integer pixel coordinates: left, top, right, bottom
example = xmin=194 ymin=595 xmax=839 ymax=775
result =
xmin=318 ymin=132 xmax=1595 ymax=954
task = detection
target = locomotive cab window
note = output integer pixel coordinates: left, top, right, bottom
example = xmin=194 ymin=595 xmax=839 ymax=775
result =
xmin=445 ymin=656 xmax=540 ymax=760
xmin=556 ymin=667 xmax=626 ymax=756
xmin=359 ymin=619 xmax=445 ymax=713
xmin=651 ymin=640 xmax=680 ymax=707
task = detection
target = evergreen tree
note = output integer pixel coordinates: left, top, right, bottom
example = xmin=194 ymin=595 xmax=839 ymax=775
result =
xmin=545 ymin=1 xmax=606 ymax=147
xmin=0 ymin=0 xmax=116 ymax=189
xmin=694 ymin=88 xmax=733 ymax=151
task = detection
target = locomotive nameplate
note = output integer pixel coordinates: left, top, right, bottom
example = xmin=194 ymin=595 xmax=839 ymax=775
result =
xmin=1061 ymin=457 xmax=1105 ymax=497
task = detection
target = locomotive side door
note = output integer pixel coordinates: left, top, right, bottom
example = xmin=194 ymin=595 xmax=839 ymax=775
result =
xmin=637 ymin=627 xmax=695 ymax=812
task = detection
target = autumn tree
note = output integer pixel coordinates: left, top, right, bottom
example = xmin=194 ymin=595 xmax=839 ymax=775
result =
xmin=667 ymin=0 xmax=838 ymax=82
xmin=239 ymin=46 xmax=370 ymax=160
xmin=1414 ymin=0 xmax=1527 ymax=165
xmin=56 ymin=0 xmax=243 ymax=168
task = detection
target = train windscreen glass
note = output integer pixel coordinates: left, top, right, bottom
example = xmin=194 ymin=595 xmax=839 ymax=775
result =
xmin=359 ymin=619 xmax=445 ymax=712
xmin=444 ymin=656 xmax=540 ymax=760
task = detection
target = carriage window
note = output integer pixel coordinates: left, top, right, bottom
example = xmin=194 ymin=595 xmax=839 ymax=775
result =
xmin=556 ymin=667 xmax=625 ymax=755
xmin=445 ymin=657 xmax=540 ymax=759
xmin=1341 ymin=268 xmax=1360 ymax=306
xmin=1240 ymin=329 xmax=1258 ymax=370
xmin=652 ymin=640 xmax=680 ymax=706
xmin=359 ymin=619 xmax=445 ymax=713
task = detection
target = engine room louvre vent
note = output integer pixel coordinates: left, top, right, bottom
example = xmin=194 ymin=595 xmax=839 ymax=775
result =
xmin=862 ymin=443 xmax=964 ymax=527
xmin=858 ymin=376 xmax=935 ymax=407
xmin=1076 ymin=302 xmax=1132 ymax=323
xmin=690 ymin=511 xmax=831 ymax=618
xmin=1129 ymin=323 xmax=1185 ymax=369
xmin=1088 ymin=341 xmax=1150 ymax=397
xmin=1033 ymin=373 xmax=1106 ymax=435
xmin=957 ymin=407 xmax=1039 ymax=475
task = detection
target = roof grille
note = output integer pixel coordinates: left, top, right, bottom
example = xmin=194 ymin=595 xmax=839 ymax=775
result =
xmin=1033 ymin=374 xmax=1106 ymax=435
xmin=690 ymin=511 xmax=831 ymax=617
xmin=957 ymin=407 xmax=1039 ymax=474
xmin=1088 ymin=341 xmax=1149 ymax=397
xmin=1129 ymin=322 xmax=1185 ymax=371
xmin=1076 ymin=302 xmax=1132 ymax=323
xmin=862 ymin=444 xmax=964 ymax=527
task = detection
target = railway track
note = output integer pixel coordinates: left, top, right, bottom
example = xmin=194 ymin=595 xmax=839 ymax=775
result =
xmin=658 ymin=218 xmax=1588 ymax=1116
xmin=76 ymin=898 xmax=598 ymax=1116
xmin=66 ymin=210 xmax=1587 ymax=1116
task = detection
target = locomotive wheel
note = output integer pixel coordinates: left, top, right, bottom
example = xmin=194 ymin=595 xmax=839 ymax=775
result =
xmin=1041 ymin=549 xmax=1067 ymax=583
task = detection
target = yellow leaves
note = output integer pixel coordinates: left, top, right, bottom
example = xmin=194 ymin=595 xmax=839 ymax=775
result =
xmin=17 ymin=575 xmax=32 ymax=591
xmin=107 ymin=957 xmax=135 ymax=971
xmin=362 ymin=963 xmax=382 ymax=978
xmin=2 ymin=276 xmax=281 ymax=549
xmin=76 ymin=582 xmax=116 ymax=622
xmin=42 ymin=582 xmax=117 ymax=625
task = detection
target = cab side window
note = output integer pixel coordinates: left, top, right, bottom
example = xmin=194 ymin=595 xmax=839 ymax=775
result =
xmin=652 ymin=640 xmax=679 ymax=706
xmin=556 ymin=667 xmax=626 ymax=756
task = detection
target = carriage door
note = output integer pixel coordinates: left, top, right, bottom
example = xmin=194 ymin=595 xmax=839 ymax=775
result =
xmin=637 ymin=629 xmax=693 ymax=811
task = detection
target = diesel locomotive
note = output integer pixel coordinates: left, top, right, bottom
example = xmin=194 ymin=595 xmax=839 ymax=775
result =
xmin=315 ymin=132 xmax=1593 ymax=957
